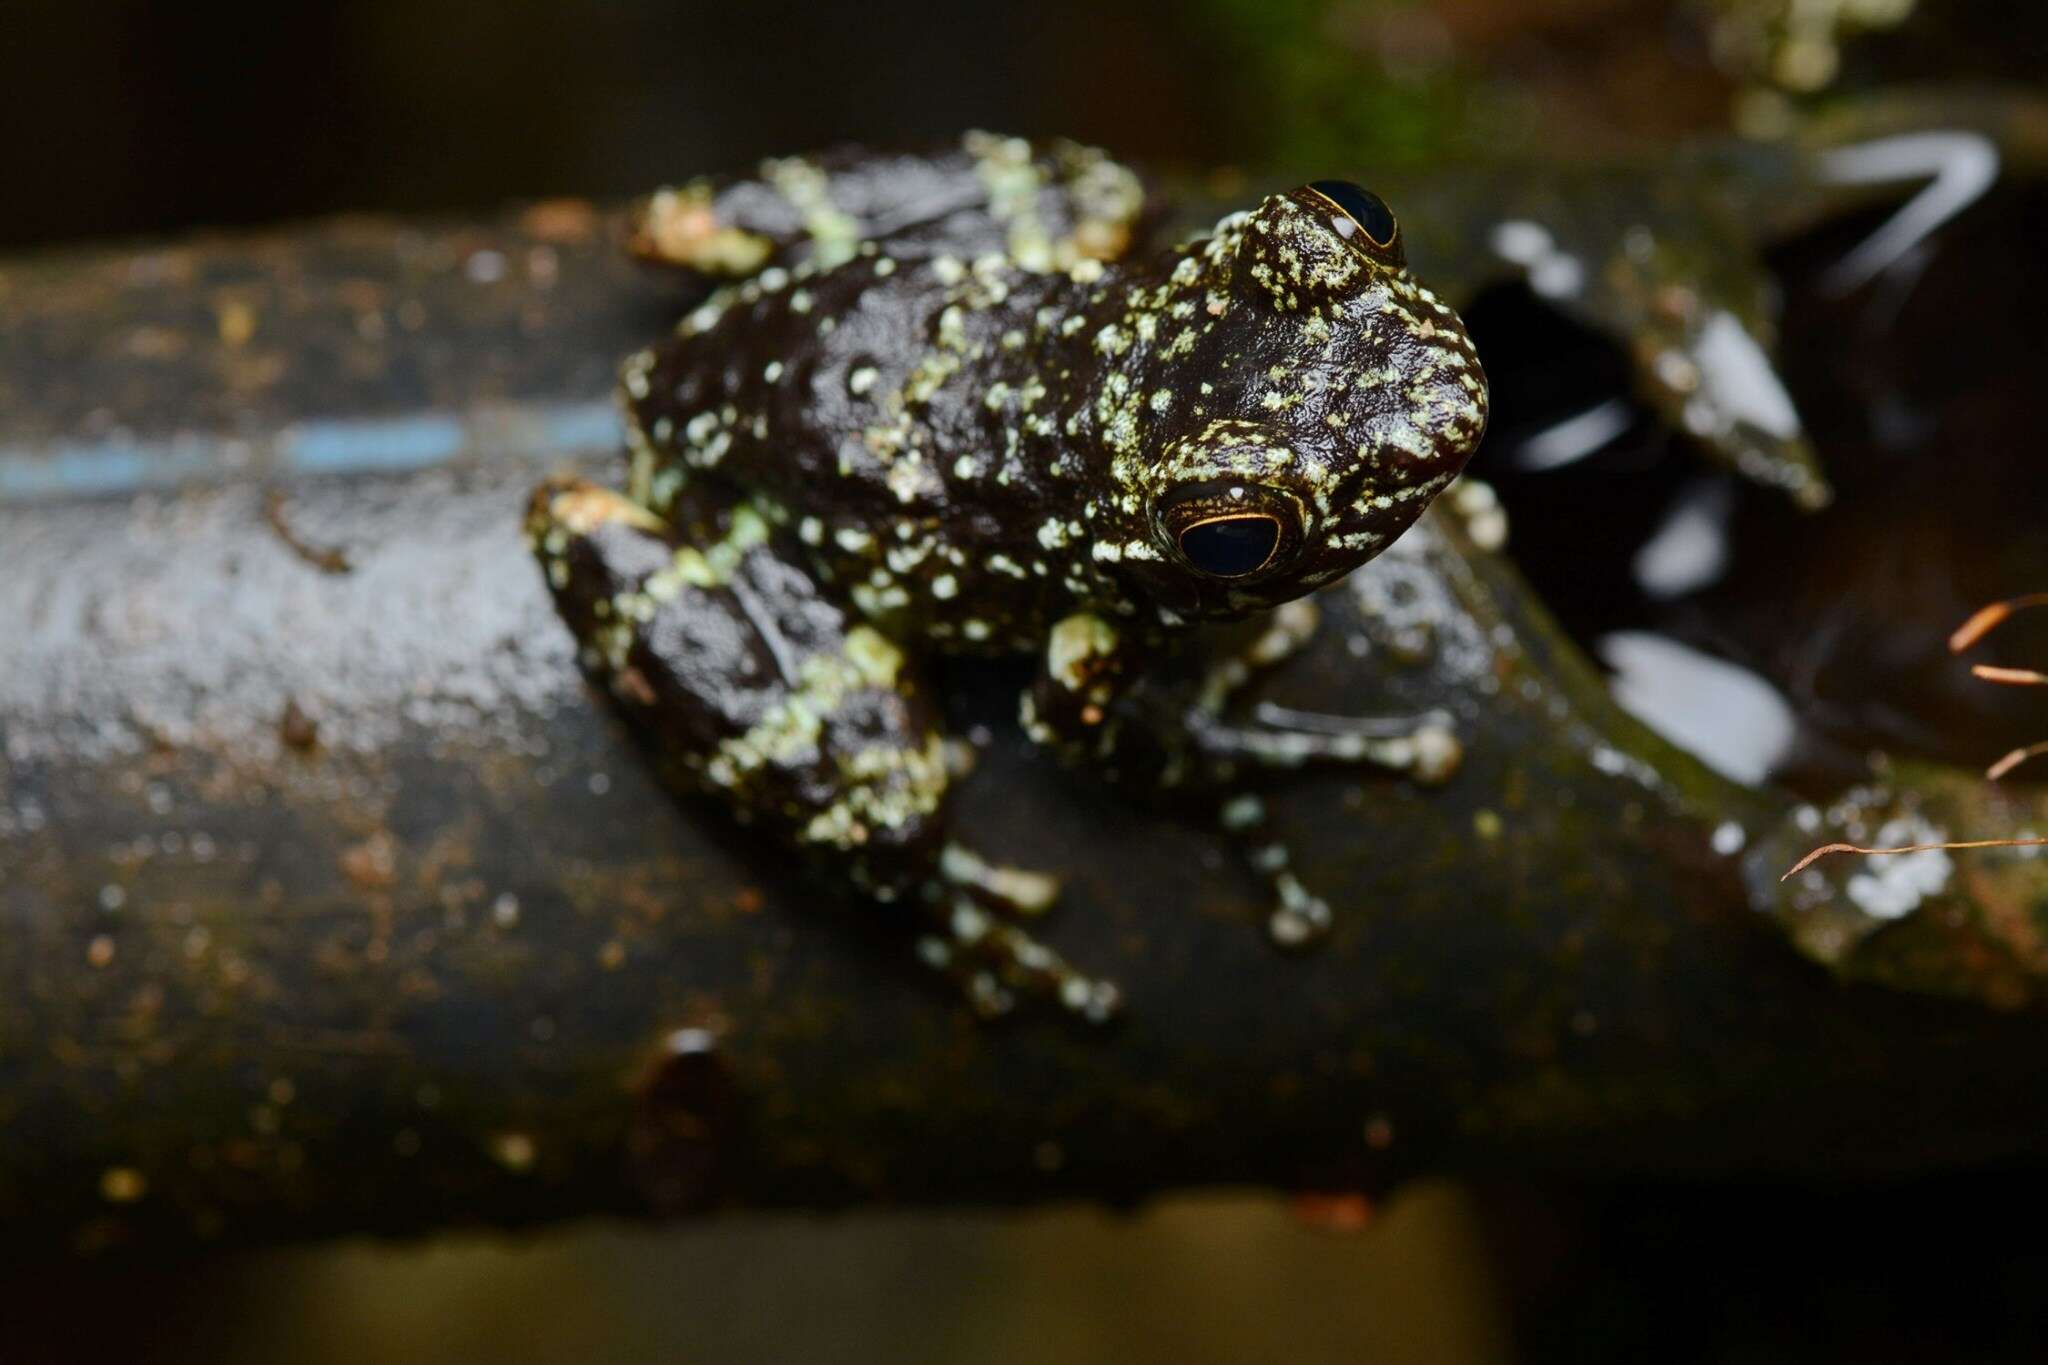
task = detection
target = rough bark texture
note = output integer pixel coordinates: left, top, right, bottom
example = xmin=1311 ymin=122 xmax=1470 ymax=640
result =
xmin=3 ymin=205 xmax=2046 ymax=1259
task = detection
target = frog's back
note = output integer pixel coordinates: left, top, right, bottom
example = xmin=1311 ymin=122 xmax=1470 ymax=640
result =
xmin=625 ymin=249 xmax=1126 ymax=649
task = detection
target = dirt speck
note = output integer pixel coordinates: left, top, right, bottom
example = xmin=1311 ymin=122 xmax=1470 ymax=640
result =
xmin=280 ymin=698 xmax=320 ymax=751
xmin=340 ymin=831 xmax=398 ymax=891
xmin=264 ymin=490 xmax=354 ymax=575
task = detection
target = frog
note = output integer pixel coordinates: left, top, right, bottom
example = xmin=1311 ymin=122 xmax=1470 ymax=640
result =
xmin=527 ymin=132 xmax=1488 ymax=1020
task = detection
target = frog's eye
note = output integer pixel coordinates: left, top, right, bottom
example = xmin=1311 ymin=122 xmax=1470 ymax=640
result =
xmin=1306 ymin=180 xmax=1398 ymax=250
xmin=1178 ymin=514 xmax=1282 ymax=578
xmin=1158 ymin=481 xmax=1304 ymax=581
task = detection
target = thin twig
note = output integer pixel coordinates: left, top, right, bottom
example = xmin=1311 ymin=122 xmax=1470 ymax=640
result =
xmin=1782 ymin=837 xmax=2048 ymax=881
xmin=1973 ymin=664 xmax=2048 ymax=687
xmin=1988 ymin=742 xmax=2048 ymax=781
xmin=1786 ymin=594 xmax=2047 ymax=879
xmin=1949 ymin=593 xmax=2048 ymax=653
xmin=263 ymin=489 xmax=355 ymax=575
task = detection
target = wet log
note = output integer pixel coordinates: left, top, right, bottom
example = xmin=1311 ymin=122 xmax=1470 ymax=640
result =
xmin=3 ymin=205 xmax=2045 ymax=1259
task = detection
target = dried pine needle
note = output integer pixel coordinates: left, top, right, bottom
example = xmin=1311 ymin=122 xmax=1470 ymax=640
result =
xmin=1785 ymin=593 xmax=2046 ymax=879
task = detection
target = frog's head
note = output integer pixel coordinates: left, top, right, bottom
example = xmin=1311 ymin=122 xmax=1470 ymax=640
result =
xmin=1117 ymin=181 xmax=1488 ymax=620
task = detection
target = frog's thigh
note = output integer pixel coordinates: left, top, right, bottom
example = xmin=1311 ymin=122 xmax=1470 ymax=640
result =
xmin=530 ymin=479 xmax=1119 ymax=1020
xmin=527 ymin=478 xmax=949 ymax=898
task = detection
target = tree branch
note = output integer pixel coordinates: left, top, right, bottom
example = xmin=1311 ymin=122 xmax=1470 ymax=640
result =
xmin=3 ymin=207 xmax=2045 ymax=1258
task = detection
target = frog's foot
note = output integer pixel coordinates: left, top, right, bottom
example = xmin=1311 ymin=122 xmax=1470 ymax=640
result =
xmin=915 ymin=842 xmax=1118 ymax=1022
xmin=938 ymin=841 xmax=1060 ymax=917
xmin=1216 ymin=793 xmax=1337 ymax=949
xmin=1186 ymin=600 xmax=1460 ymax=947
xmin=623 ymin=135 xmax=1156 ymax=282
xmin=1196 ymin=708 xmax=1458 ymax=950
xmin=1192 ymin=704 xmax=1463 ymax=784
xmin=624 ymin=182 xmax=777 ymax=277
xmin=1195 ymin=601 xmax=1460 ymax=776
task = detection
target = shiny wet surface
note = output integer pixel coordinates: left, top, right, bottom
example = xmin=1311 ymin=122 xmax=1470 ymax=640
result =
xmin=1468 ymin=178 xmax=2048 ymax=797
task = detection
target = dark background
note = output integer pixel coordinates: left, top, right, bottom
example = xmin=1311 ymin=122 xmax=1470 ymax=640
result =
xmin=15 ymin=0 xmax=2044 ymax=258
xmin=8 ymin=0 xmax=1224 ymax=250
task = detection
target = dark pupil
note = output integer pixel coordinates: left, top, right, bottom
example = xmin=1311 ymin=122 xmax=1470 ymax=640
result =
xmin=1179 ymin=515 xmax=1281 ymax=578
xmin=1309 ymin=179 xmax=1396 ymax=246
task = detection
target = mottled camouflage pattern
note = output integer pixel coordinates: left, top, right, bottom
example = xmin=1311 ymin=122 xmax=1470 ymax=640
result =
xmin=529 ymin=134 xmax=1487 ymax=1016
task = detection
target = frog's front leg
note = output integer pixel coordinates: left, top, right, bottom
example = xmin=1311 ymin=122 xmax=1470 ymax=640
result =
xmin=1025 ymin=604 xmax=1459 ymax=781
xmin=1193 ymin=603 xmax=1466 ymax=947
xmin=527 ymin=478 xmax=1119 ymax=1022
xmin=1181 ymin=602 xmax=1461 ymax=781
xmin=1190 ymin=604 xmax=1461 ymax=946
xmin=1022 ymin=604 xmax=1460 ymax=947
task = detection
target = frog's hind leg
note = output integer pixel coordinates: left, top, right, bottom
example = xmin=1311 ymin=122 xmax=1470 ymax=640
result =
xmin=920 ymin=849 xmax=1120 ymax=1022
xmin=526 ymin=477 xmax=1118 ymax=1022
xmin=625 ymin=133 xmax=1160 ymax=279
